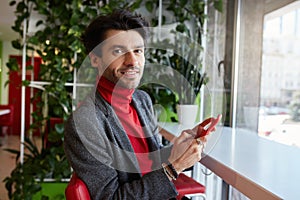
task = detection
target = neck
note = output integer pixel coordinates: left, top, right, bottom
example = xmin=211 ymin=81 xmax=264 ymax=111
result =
xmin=97 ymin=76 xmax=135 ymax=112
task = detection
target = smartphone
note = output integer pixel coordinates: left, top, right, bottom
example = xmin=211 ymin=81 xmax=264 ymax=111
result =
xmin=197 ymin=114 xmax=222 ymax=137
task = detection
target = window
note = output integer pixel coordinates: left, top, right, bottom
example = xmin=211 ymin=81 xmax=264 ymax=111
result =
xmin=259 ymin=2 xmax=300 ymax=148
xmin=230 ymin=1 xmax=300 ymax=148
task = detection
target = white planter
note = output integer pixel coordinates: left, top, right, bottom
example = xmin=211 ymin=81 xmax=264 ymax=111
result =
xmin=176 ymin=104 xmax=199 ymax=126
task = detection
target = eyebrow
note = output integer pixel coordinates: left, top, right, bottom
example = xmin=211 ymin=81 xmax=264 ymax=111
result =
xmin=109 ymin=44 xmax=145 ymax=51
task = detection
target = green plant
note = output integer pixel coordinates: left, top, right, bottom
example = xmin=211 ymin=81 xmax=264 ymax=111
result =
xmin=4 ymin=0 xmax=143 ymax=199
xmin=4 ymin=137 xmax=70 ymax=200
xmin=146 ymin=37 xmax=208 ymax=105
xmin=140 ymin=0 xmax=222 ymax=121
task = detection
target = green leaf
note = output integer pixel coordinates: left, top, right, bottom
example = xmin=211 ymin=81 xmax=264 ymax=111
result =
xmin=16 ymin=1 xmax=27 ymax=13
xmin=213 ymin=0 xmax=223 ymax=12
xmin=129 ymin=0 xmax=143 ymax=10
xmin=22 ymin=80 xmax=30 ymax=86
xmin=23 ymin=137 xmax=40 ymax=156
xmin=145 ymin=1 xmax=154 ymax=12
xmin=3 ymin=148 xmax=20 ymax=155
xmin=28 ymin=36 xmax=39 ymax=45
xmin=26 ymin=65 xmax=33 ymax=70
xmin=180 ymin=0 xmax=188 ymax=7
xmin=12 ymin=40 xmax=22 ymax=50
xmin=35 ymin=20 xmax=43 ymax=27
xmin=176 ymin=24 xmax=186 ymax=33
xmin=6 ymin=58 xmax=19 ymax=71
xmin=9 ymin=0 xmax=16 ymax=6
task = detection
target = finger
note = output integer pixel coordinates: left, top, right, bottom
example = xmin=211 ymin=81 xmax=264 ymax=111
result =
xmin=192 ymin=124 xmax=202 ymax=133
xmin=198 ymin=146 xmax=204 ymax=161
xmin=199 ymin=117 xmax=213 ymax=127
xmin=199 ymin=141 xmax=205 ymax=151
xmin=175 ymin=140 xmax=203 ymax=168
xmin=185 ymin=129 xmax=197 ymax=137
xmin=195 ymin=137 xmax=207 ymax=150
xmin=195 ymin=138 xmax=206 ymax=148
xmin=192 ymin=141 xmax=204 ymax=161
xmin=177 ymin=129 xmax=195 ymax=143
xmin=195 ymin=138 xmax=203 ymax=146
xmin=172 ymin=131 xmax=195 ymax=157
xmin=205 ymin=114 xmax=222 ymax=133
xmin=192 ymin=125 xmax=205 ymax=137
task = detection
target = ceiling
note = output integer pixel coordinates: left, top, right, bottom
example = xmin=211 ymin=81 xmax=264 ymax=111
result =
xmin=0 ymin=1 xmax=18 ymax=41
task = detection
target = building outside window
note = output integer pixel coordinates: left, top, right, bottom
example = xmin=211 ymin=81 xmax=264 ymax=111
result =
xmin=259 ymin=3 xmax=300 ymax=148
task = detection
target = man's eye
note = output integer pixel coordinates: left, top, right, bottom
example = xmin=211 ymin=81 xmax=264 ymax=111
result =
xmin=135 ymin=49 xmax=144 ymax=54
xmin=113 ymin=49 xmax=124 ymax=55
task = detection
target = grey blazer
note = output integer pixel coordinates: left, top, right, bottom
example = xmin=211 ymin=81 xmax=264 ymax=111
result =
xmin=64 ymin=89 xmax=178 ymax=200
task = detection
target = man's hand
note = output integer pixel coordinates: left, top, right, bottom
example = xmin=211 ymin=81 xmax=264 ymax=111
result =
xmin=168 ymin=129 xmax=205 ymax=174
xmin=167 ymin=115 xmax=222 ymax=174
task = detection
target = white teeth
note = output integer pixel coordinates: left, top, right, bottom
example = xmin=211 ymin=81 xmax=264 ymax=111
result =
xmin=124 ymin=71 xmax=136 ymax=74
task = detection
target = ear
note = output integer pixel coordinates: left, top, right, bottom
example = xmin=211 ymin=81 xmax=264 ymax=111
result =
xmin=89 ymin=52 xmax=101 ymax=68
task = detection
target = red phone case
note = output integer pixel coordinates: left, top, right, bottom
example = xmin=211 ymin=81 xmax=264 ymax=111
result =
xmin=197 ymin=114 xmax=222 ymax=137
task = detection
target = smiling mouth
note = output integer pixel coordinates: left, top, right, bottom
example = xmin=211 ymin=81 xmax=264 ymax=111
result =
xmin=119 ymin=68 xmax=140 ymax=78
xmin=121 ymin=71 xmax=139 ymax=75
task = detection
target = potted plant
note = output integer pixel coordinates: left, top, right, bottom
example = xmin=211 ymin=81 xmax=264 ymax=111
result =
xmin=144 ymin=33 xmax=208 ymax=125
xmin=169 ymin=39 xmax=208 ymax=125
xmin=4 ymin=137 xmax=70 ymax=200
xmin=4 ymin=0 xmax=143 ymax=199
xmin=142 ymin=0 xmax=222 ymax=124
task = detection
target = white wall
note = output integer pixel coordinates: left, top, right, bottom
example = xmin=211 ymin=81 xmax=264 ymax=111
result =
xmin=1 ymin=40 xmax=19 ymax=104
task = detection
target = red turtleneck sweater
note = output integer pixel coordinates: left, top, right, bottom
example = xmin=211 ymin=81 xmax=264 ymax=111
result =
xmin=97 ymin=77 xmax=153 ymax=175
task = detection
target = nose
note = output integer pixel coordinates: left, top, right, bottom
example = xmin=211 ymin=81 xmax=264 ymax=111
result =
xmin=124 ymin=51 xmax=138 ymax=67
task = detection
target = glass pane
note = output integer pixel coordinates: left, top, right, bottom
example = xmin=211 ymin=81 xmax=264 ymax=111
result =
xmin=259 ymin=3 xmax=300 ymax=148
xmin=234 ymin=0 xmax=263 ymax=131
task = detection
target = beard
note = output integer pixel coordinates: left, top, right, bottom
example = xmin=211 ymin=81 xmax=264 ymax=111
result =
xmin=115 ymin=76 xmax=141 ymax=89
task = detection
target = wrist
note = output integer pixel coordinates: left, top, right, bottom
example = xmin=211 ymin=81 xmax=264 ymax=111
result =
xmin=168 ymin=159 xmax=182 ymax=175
xmin=167 ymin=162 xmax=179 ymax=179
xmin=162 ymin=163 xmax=177 ymax=181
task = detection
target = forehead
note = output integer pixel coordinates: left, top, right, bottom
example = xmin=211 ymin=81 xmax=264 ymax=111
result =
xmin=102 ymin=29 xmax=145 ymax=49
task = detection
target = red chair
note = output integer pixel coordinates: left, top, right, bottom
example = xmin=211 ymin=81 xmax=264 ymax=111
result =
xmin=65 ymin=173 xmax=91 ymax=200
xmin=0 ymin=104 xmax=14 ymax=135
xmin=174 ymin=173 xmax=206 ymax=200
xmin=65 ymin=172 xmax=206 ymax=200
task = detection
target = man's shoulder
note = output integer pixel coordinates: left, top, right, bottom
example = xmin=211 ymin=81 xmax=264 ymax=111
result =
xmin=133 ymin=89 xmax=149 ymax=97
xmin=69 ymin=93 xmax=106 ymax=120
xmin=133 ymin=89 xmax=152 ymax=104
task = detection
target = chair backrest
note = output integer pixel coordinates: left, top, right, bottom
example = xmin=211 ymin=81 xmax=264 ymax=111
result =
xmin=65 ymin=173 xmax=91 ymax=200
xmin=0 ymin=104 xmax=14 ymax=126
xmin=173 ymin=173 xmax=206 ymax=199
xmin=65 ymin=172 xmax=205 ymax=200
